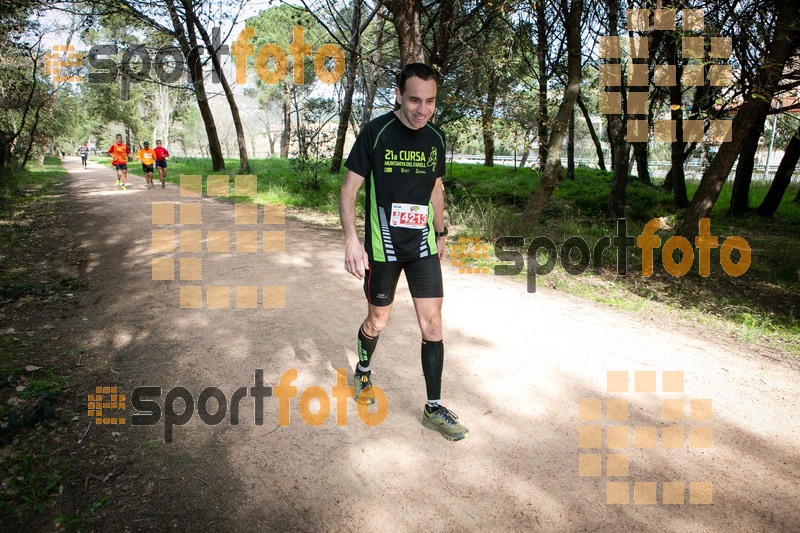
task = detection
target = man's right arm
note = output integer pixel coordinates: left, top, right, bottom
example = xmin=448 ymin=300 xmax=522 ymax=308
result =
xmin=340 ymin=169 xmax=368 ymax=279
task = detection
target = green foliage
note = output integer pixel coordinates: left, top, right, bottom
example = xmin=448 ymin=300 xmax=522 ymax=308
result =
xmin=17 ymin=373 xmax=67 ymax=400
xmin=552 ymin=168 xmax=674 ymax=220
xmin=165 ymin=157 xmax=344 ymax=212
xmin=291 ymin=97 xmax=338 ymax=190
xmin=0 ymin=451 xmax=67 ymax=516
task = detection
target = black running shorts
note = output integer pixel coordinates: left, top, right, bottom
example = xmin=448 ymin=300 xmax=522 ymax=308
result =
xmin=142 ymin=164 xmax=154 ymax=173
xmin=363 ymin=255 xmax=443 ymax=306
xmin=114 ymin=163 xmax=128 ymax=171
xmin=156 ymin=160 xmax=167 ymax=168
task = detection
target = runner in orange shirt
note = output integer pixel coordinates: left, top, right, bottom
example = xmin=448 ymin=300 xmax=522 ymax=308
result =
xmin=108 ymin=134 xmax=131 ymax=190
xmin=137 ymin=141 xmax=157 ymax=189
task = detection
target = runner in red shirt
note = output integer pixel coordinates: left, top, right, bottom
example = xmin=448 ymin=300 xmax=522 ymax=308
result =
xmin=108 ymin=134 xmax=131 ymax=190
xmin=153 ymin=139 xmax=169 ymax=189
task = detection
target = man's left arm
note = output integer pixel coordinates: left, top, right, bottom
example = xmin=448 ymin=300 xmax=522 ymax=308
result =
xmin=432 ymin=176 xmax=446 ymax=260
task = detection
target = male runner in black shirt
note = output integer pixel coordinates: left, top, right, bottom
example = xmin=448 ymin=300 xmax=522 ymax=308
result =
xmin=340 ymin=63 xmax=469 ymax=441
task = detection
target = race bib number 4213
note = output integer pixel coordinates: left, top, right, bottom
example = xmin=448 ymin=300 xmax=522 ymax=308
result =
xmin=390 ymin=203 xmax=429 ymax=229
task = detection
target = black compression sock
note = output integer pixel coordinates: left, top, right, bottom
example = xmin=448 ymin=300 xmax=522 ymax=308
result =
xmin=357 ymin=326 xmax=379 ymax=372
xmin=421 ymin=339 xmax=444 ymax=402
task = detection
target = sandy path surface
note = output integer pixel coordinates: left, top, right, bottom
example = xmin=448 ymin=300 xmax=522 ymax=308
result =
xmin=59 ymin=157 xmax=798 ymax=531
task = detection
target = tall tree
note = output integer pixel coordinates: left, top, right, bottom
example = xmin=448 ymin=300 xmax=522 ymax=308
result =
xmin=381 ymin=0 xmax=423 ymax=65
xmin=757 ymin=125 xmax=800 ymax=217
xmin=604 ymin=0 xmax=629 ymax=219
xmin=535 ymin=0 xmax=549 ymax=170
xmin=181 ymin=1 xmax=251 ymax=172
xmin=163 ymin=0 xmax=225 ymax=170
xmin=675 ymin=0 xmax=800 ymax=238
xmin=521 ymin=0 xmax=583 ymax=227
xmin=298 ymin=0 xmax=381 ymax=173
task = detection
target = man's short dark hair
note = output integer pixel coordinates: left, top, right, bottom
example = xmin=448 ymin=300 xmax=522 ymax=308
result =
xmin=396 ymin=63 xmax=438 ymax=94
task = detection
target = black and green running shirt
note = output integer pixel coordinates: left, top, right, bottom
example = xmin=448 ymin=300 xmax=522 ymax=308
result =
xmin=345 ymin=112 xmax=446 ymax=262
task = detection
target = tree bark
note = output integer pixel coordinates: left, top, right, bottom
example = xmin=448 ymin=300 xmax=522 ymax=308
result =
xmin=362 ymin=12 xmax=386 ymax=126
xmin=605 ymin=0 xmax=629 ymax=218
xmin=629 ymin=6 xmax=650 ymax=184
xmin=185 ymin=14 xmax=250 ymax=173
xmin=429 ymin=0 xmax=458 ymax=74
xmin=669 ymin=39 xmax=688 ymax=206
xmin=481 ymin=72 xmax=498 ymax=166
xmin=522 ymin=0 xmax=583 ymax=227
xmin=281 ymin=86 xmax=291 ymax=158
xmin=675 ymin=0 xmax=800 ymax=239
xmin=330 ymin=0 xmax=362 ymax=173
xmin=383 ymin=0 xmax=424 ymax=65
xmin=166 ymin=0 xmax=224 ymax=171
xmin=576 ymin=93 xmax=605 ymax=171
xmin=566 ymin=105 xmax=575 ymax=180
xmin=757 ymin=125 xmax=800 ymax=217
xmin=536 ymin=0 xmax=548 ymax=170
xmin=20 ymin=105 xmax=42 ymax=169
xmin=729 ymin=125 xmax=763 ymax=215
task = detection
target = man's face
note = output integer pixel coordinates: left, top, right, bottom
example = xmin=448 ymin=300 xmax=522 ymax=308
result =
xmin=156 ymin=141 xmax=162 ymax=147
xmin=394 ymin=76 xmax=437 ymax=130
xmin=116 ymin=136 xmax=123 ymax=144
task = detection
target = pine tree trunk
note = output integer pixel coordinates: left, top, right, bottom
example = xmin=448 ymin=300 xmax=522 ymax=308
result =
xmin=675 ymin=0 xmax=800 ymax=239
xmin=757 ymin=126 xmax=800 ymax=217
xmin=522 ymin=0 xmax=583 ymax=227
xmin=729 ymin=126 xmax=763 ymax=215
xmin=567 ymin=106 xmax=575 ymax=180
xmin=383 ymin=0 xmax=423 ymax=65
xmin=577 ymin=94 xmax=605 ymax=171
xmin=605 ymin=0 xmax=629 ymax=218
xmin=482 ymin=73 xmax=498 ymax=167
xmin=186 ymin=19 xmax=250 ymax=173
xmin=166 ymin=0 xmax=224 ymax=171
xmin=536 ymin=0 xmax=548 ymax=170
xmin=330 ymin=0 xmax=363 ymax=173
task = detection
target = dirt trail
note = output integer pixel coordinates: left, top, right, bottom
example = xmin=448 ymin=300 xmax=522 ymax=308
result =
xmin=39 ymin=158 xmax=800 ymax=530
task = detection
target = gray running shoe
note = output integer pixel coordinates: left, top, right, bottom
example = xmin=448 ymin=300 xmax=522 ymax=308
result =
xmin=422 ymin=405 xmax=470 ymax=441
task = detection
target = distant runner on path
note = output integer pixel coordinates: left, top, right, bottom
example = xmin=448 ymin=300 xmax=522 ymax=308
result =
xmin=108 ymin=134 xmax=131 ymax=190
xmin=137 ymin=141 xmax=157 ymax=189
xmin=154 ymin=139 xmax=169 ymax=188
xmin=78 ymin=144 xmax=88 ymax=168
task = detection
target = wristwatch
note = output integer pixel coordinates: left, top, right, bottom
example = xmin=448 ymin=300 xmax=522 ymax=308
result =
xmin=435 ymin=227 xmax=448 ymax=237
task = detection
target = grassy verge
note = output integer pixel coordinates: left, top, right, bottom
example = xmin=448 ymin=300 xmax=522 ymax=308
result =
xmin=0 ymin=157 xmax=78 ymax=523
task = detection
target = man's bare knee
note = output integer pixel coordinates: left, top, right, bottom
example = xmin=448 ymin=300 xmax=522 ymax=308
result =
xmin=363 ymin=313 xmax=389 ymax=336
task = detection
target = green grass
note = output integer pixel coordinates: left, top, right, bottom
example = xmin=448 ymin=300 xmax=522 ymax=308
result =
xmin=0 ymin=157 xmax=67 ymax=215
xmin=0 ymin=447 xmax=67 ymax=516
